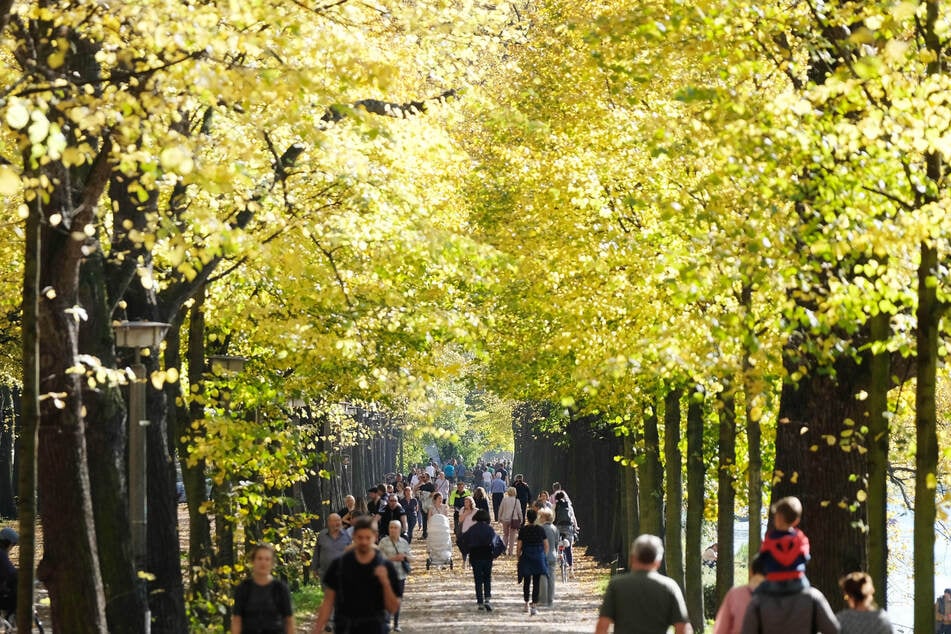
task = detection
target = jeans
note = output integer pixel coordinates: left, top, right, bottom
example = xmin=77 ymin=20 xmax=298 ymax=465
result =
xmin=471 ymin=558 xmax=492 ymax=604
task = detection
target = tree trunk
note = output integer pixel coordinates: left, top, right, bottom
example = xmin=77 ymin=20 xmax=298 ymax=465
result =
xmin=621 ymin=434 xmax=638 ymax=567
xmin=637 ymin=398 xmax=664 ymax=538
xmin=914 ymin=241 xmax=939 ymax=632
xmin=685 ymin=388 xmax=705 ymax=632
xmin=663 ymin=388 xmax=684 ymax=591
xmin=772 ymin=360 xmax=868 ymax=609
xmin=79 ymin=250 xmax=147 ymax=633
xmin=741 ymin=284 xmax=763 ymax=557
xmin=716 ymin=387 xmax=736 ymax=606
xmin=17 ymin=197 xmax=40 ymax=632
xmin=865 ymin=310 xmax=890 ymax=607
xmin=178 ymin=288 xmax=215 ymax=623
xmin=36 ymin=221 xmax=108 ymax=632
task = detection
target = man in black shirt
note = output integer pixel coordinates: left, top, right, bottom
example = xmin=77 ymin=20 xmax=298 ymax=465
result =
xmin=513 ymin=474 xmax=532 ymax=518
xmin=311 ymin=516 xmax=400 ymax=634
xmin=378 ymin=495 xmax=407 ymax=541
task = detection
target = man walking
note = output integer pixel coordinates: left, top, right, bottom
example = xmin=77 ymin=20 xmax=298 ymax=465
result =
xmin=595 ymin=534 xmax=692 ymax=634
xmin=489 ymin=472 xmax=506 ymax=521
xmin=311 ymin=515 xmax=400 ymax=634
xmin=312 ymin=513 xmax=352 ymax=584
xmin=513 ymin=474 xmax=532 ymax=518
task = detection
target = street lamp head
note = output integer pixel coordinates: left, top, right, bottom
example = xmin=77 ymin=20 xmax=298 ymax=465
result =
xmin=208 ymin=355 xmax=248 ymax=373
xmin=113 ymin=320 xmax=171 ymax=349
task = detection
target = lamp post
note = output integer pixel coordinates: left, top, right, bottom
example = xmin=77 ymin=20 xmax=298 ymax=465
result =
xmin=113 ymin=320 xmax=170 ymax=569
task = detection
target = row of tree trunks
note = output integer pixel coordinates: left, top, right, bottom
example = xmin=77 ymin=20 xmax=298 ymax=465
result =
xmin=0 ymin=386 xmax=17 ymax=519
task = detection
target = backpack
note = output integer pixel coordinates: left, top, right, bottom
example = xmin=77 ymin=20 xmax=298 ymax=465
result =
xmin=233 ymin=578 xmax=287 ymax=632
xmin=554 ymin=499 xmax=571 ymax=526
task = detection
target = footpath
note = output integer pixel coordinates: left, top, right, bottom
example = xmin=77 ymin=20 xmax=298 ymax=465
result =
xmin=299 ymin=520 xmax=607 ymax=633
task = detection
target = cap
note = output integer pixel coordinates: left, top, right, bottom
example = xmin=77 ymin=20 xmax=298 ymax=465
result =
xmin=0 ymin=528 xmax=18 ymax=545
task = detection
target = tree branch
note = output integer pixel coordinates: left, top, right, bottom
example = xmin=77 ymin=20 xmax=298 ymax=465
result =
xmin=321 ymin=89 xmax=458 ymax=123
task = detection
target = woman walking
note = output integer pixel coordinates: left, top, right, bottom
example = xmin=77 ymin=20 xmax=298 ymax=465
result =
xmin=380 ymin=520 xmax=412 ymax=632
xmin=517 ymin=508 xmax=549 ymax=616
xmin=458 ymin=509 xmax=503 ymax=611
xmin=230 ymin=543 xmax=295 ymax=634
xmin=472 ymin=486 xmax=491 ymax=515
xmin=498 ymin=487 xmax=523 ymax=555
xmin=457 ymin=496 xmax=477 ymax=569
xmin=400 ymin=486 xmax=419 ymax=542
xmin=537 ymin=508 xmax=559 ymax=606
xmin=835 ymin=572 xmax=894 ymax=634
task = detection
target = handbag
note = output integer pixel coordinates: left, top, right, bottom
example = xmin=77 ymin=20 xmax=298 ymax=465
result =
xmin=490 ymin=534 xmax=506 ymax=559
xmin=507 ymin=504 xmax=522 ymax=531
xmin=401 ymin=559 xmax=411 ymax=574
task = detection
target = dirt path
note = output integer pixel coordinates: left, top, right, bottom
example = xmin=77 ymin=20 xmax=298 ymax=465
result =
xmin=299 ymin=520 xmax=607 ymax=633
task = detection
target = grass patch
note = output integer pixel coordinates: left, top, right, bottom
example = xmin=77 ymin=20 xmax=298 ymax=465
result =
xmin=293 ymin=583 xmax=324 ymax=616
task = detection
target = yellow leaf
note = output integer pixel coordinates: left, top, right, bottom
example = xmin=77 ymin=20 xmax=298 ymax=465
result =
xmin=0 ymin=166 xmax=20 ymax=195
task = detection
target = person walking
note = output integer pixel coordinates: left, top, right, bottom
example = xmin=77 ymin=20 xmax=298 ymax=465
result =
xmin=516 ymin=508 xmax=549 ymax=616
xmin=414 ymin=472 xmax=435 ymax=539
xmin=835 ymin=572 xmax=893 ymax=634
xmin=0 ymin=528 xmax=17 ymax=618
xmin=378 ymin=494 xmax=407 ymax=542
xmin=739 ymin=572 xmax=838 ymax=634
xmin=457 ymin=496 xmax=478 ymax=569
xmin=472 ymin=486 xmax=490 ymax=516
xmin=513 ymin=474 xmax=532 ymax=518
xmin=489 ymin=472 xmax=507 ymax=521
xmin=400 ymin=486 xmax=419 ymax=543
xmin=231 ymin=543 xmax=295 ymax=634
xmin=596 ymin=534 xmax=691 ymax=634
xmin=498 ymin=486 xmax=523 ymax=555
xmin=712 ymin=554 xmax=765 ymax=634
xmin=311 ymin=515 xmax=400 ymax=634
xmin=379 ymin=520 xmax=412 ymax=632
xmin=311 ymin=513 xmax=352 ymax=587
xmin=536 ymin=508 xmax=559 ymax=607
xmin=458 ymin=509 xmax=504 ymax=611
xmin=938 ymin=588 xmax=951 ymax=634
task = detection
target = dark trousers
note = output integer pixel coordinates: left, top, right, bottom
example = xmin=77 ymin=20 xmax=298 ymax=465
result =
xmin=406 ymin=516 xmax=416 ymax=543
xmin=421 ymin=510 xmax=429 ymax=537
xmin=523 ymin=574 xmax=541 ymax=603
xmin=471 ymin=558 xmax=492 ymax=604
xmin=491 ymin=493 xmax=503 ymax=520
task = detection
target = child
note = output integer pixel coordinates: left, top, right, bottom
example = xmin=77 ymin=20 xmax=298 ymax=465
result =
xmin=759 ymin=496 xmax=810 ymax=591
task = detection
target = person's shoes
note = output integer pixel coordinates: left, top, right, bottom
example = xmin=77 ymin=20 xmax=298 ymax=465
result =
xmin=530 ymin=605 xmax=538 ymax=616
xmin=393 ymin=627 xmax=402 ymax=632
xmin=478 ymin=604 xmax=485 ymax=611
xmin=523 ymin=602 xmax=529 ymax=613
xmin=484 ymin=601 xmax=493 ymax=612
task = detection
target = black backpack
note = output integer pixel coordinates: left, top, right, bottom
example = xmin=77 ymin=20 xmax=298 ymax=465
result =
xmin=554 ymin=499 xmax=571 ymax=526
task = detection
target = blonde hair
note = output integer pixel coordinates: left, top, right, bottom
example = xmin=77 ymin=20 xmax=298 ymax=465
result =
xmin=506 ymin=487 xmax=517 ymax=496
xmin=537 ymin=508 xmax=554 ymax=524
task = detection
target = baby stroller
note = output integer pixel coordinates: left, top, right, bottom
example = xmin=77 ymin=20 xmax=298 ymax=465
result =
xmin=425 ymin=513 xmax=454 ymax=570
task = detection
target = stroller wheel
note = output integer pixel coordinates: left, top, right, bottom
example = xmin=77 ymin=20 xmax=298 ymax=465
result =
xmin=426 ymin=559 xmax=431 ymax=570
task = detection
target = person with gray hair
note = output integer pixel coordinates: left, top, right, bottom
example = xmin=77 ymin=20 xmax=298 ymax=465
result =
xmin=379 ymin=519 xmax=411 ymax=632
xmin=595 ymin=534 xmax=692 ymax=634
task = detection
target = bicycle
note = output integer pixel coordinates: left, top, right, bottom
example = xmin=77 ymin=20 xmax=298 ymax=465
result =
xmin=0 ymin=609 xmax=45 ymax=633
xmin=557 ymin=538 xmax=571 ymax=583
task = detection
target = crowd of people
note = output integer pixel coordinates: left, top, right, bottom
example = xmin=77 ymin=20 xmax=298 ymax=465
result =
xmin=229 ymin=467 xmax=921 ymax=634
xmin=229 ymin=457 xmax=583 ymax=633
